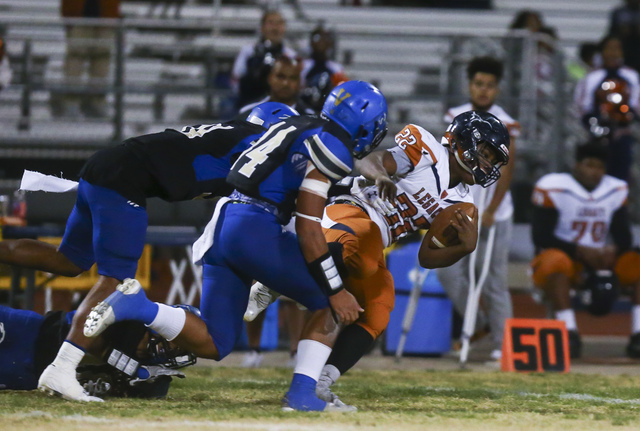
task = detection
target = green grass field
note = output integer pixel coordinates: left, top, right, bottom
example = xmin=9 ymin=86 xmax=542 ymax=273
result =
xmin=2 ymin=365 xmax=640 ymax=430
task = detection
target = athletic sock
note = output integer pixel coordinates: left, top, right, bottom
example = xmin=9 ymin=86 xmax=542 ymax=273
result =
xmin=327 ymin=324 xmax=375 ymax=375
xmin=632 ymin=305 xmax=640 ymax=335
xmin=293 ymin=339 xmax=332 ymax=382
xmin=318 ymin=364 xmax=341 ymax=387
xmin=53 ymin=340 xmax=85 ymax=369
xmin=147 ymin=304 xmax=186 ymax=341
xmin=555 ymin=308 xmax=577 ymax=331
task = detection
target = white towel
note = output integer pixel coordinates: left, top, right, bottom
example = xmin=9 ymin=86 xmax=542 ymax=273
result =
xmin=20 ymin=170 xmax=79 ymax=193
xmin=192 ymin=197 xmax=231 ymax=265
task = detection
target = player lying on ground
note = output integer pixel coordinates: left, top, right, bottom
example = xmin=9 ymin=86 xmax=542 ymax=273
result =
xmin=84 ymin=81 xmax=391 ymax=412
xmin=0 ymin=102 xmax=297 ymax=402
xmin=0 ymin=304 xmax=198 ymax=398
xmin=245 ymin=110 xmax=511 ymax=408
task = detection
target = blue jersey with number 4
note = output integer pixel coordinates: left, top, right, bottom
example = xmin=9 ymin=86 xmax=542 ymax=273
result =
xmin=227 ymin=116 xmax=354 ymax=221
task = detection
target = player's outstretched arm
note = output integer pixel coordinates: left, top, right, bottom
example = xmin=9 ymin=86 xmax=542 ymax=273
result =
xmin=418 ymin=208 xmax=478 ymax=268
xmin=356 ymin=150 xmax=398 ymax=203
xmin=295 ymin=164 xmax=363 ymax=326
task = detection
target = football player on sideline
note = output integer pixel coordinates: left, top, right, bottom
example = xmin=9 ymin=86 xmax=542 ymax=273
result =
xmin=0 ymin=102 xmax=298 ymax=402
xmin=84 ymin=81 xmax=389 ymax=412
xmin=247 ymin=110 xmax=511 ymax=408
xmin=531 ymin=141 xmax=640 ymax=359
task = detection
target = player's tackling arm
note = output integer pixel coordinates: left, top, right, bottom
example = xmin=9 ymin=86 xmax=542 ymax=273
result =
xmin=356 ymin=150 xmax=398 ymax=203
xmin=418 ymin=207 xmax=479 ymax=268
xmin=295 ymin=162 xmax=362 ymax=325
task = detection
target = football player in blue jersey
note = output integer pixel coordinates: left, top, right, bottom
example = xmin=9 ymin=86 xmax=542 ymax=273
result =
xmin=0 ymin=304 xmax=197 ymax=398
xmin=0 ymin=102 xmax=297 ymax=402
xmin=84 ymin=80 xmax=389 ymax=411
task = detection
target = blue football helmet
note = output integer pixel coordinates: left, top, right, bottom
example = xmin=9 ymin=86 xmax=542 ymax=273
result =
xmin=321 ymin=80 xmax=388 ymax=159
xmin=246 ymin=102 xmax=299 ymax=129
xmin=444 ymin=111 xmax=510 ymax=188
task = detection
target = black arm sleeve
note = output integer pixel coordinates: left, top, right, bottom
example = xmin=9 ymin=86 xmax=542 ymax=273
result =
xmin=610 ymin=205 xmax=633 ymax=253
xmin=531 ymin=205 xmax=578 ymax=257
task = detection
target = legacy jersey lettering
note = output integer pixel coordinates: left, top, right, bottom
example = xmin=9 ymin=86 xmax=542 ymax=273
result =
xmin=532 ymin=173 xmax=628 ymax=248
xmin=228 ymin=116 xmax=354 ymax=221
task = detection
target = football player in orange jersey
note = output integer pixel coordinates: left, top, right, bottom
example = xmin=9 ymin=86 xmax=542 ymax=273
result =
xmin=246 ymin=111 xmax=511 ymax=409
xmin=531 ymin=141 xmax=640 ymax=359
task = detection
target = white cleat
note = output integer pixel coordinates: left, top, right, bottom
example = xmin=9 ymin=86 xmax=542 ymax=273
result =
xmin=324 ymin=399 xmax=358 ymax=412
xmin=243 ymin=282 xmax=279 ymax=322
xmin=281 ymin=398 xmax=357 ymax=412
xmin=84 ymin=278 xmax=144 ymax=338
xmin=38 ymin=364 xmax=103 ymax=402
xmin=84 ymin=300 xmax=115 ymax=338
xmin=241 ymin=350 xmax=264 ymax=368
xmin=316 ymin=386 xmax=357 ymax=411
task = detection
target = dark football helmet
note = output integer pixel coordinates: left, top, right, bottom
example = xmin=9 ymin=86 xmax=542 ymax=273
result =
xmin=444 ymin=111 xmax=510 ymax=187
xmin=581 ymin=270 xmax=620 ymax=316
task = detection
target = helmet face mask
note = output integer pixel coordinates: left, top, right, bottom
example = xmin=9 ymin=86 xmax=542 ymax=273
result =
xmin=145 ymin=332 xmax=197 ymax=369
xmin=321 ymin=80 xmax=388 ymax=159
xmin=445 ymin=110 xmax=510 ymax=188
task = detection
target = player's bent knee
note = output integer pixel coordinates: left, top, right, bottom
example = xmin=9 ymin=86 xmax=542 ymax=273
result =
xmin=616 ymin=250 xmax=640 ymax=286
xmin=201 ymin=320 xmax=234 ymax=361
xmin=531 ymin=249 xmax=573 ymax=287
xmin=359 ymin=304 xmax=392 ymax=339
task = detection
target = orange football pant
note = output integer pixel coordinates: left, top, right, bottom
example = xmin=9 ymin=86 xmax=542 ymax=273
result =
xmin=531 ymin=248 xmax=640 ymax=288
xmin=323 ymin=204 xmax=395 ymax=339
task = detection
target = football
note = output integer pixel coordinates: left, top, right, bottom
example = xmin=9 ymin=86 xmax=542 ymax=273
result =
xmin=428 ymin=202 xmax=476 ymax=249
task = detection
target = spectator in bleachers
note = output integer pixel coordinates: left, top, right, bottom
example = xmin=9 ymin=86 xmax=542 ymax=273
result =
xmin=437 ymin=56 xmax=520 ymax=362
xmin=237 ymin=55 xmax=315 ymax=116
xmin=0 ymin=36 xmax=11 ymax=91
xmin=231 ymin=9 xmax=297 ymax=111
xmin=568 ymin=42 xmax=600 ymax=83
xmin=574 ymin=34 xmax=639 ymax=182
xmin=508 ymin=9 xmax=544 ymax=34
xmin=608 ymin=0 xmax=640 ymax=74
xmin=530 ymin=141 xmax=640 ymax=359
xmin=51 ymin=0 xmax=121 ymax=118
xmin=300 ymin=25 xmax=348 ymax=113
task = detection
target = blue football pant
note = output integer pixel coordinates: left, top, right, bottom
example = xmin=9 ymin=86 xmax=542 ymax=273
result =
xmin=59 ymin=179 xmax=148 ymax=281
xmin=200 ymin=202 xmax=329 ymax=359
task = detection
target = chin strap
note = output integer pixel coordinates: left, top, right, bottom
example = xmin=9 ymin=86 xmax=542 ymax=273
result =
xmin=454 ymin=149 xmax=476 ymax=184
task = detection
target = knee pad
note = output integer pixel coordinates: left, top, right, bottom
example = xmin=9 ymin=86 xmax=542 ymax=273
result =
xmin=531 ymin=249 xmax=574 ymax=287
xmin=615 ymin=250 xmax=640 ymax=286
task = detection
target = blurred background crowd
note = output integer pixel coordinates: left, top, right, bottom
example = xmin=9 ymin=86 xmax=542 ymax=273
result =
xmin=0 ymin=0 xmax=638 ymax=224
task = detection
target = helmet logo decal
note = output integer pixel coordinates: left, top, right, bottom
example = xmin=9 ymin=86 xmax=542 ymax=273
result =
xmin=473 ymin=129 xmax=481 ymax=140
xmin=333 ymin=88 xmax=351 ymax=106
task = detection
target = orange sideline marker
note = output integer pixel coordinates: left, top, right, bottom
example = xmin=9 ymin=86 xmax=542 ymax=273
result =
xmin=501 ymin=318 xmax=570 ymax=373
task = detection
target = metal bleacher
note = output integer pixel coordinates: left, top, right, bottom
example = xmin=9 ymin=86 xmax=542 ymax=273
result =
xmin=0 ymin=0 xmax=621 ymax=183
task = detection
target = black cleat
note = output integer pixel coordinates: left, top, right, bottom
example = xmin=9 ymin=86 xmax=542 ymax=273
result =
xmin=626 ymin=333 xmax=640 ymax=358
xmin=568 ymin=330 xmax=582 ymax=359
